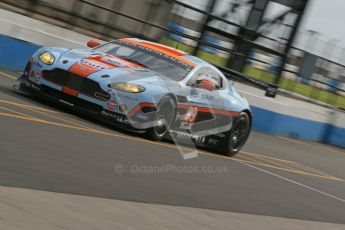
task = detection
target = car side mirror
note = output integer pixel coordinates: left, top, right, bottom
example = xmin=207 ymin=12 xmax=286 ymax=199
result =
xmin=87 ymin=40 xmax=101 ymax=48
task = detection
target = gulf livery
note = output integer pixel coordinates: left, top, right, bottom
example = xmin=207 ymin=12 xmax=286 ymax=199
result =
xmin=16 ymin=38 xmax=251 ymax=156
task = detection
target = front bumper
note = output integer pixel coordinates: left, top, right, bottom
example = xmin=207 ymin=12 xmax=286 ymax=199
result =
xmin=15 ymin=75 xmax=146 ymax=132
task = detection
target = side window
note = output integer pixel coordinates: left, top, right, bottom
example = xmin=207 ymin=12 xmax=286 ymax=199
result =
xmin=187 ymin=68 xmax=223 ymax=89
xmin=187 ymin=68 xmax=207 ymax=86
xmin=208 ymin=69 xmax=223 ymax=89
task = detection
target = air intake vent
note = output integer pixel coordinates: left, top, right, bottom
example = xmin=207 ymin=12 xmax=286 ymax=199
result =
xmin=42 ymin=69 xmax=110 ymax=101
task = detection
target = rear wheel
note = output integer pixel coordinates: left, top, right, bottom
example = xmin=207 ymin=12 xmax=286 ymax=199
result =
xmin=146 ymin=96 xmax=176 ymax=141
xmin=220 ymin=112 xmax=251 ymax=157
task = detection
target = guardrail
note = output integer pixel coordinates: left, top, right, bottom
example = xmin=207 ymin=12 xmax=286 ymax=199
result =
xmin=2 ymin=0 xmax=344 ymax=107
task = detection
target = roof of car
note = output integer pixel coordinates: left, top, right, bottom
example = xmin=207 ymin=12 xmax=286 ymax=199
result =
xmin=118 ymin=38 xmax=209 ymax=68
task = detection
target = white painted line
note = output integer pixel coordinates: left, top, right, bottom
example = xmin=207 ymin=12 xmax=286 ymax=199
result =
xmin=241 ymin=161 xmax=345 ymax=203
xmin=0 ymin=71 xmax=17 ymax=80
xmin=238 ymin=90 xmax=288 ymax=106
xmin=278 ymin=136 xmax=345 ymax=155
xmin=0 ymin=18 xmax=86 ymax=46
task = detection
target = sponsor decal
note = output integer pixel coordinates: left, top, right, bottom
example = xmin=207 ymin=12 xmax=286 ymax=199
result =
xmin=208 ymin=138 xmax=220 ymax=146
xmin=174 ymin=131 xmax=206 ymax=144
xmin=193 ymin=93 xmax=215 ymax=101
xmin=190 ymin=89 xmax=215 ymax=100
xmin=107 ymin=100 xmax=118 ymax=111
xmin=101 ymin=57 xmax=128 ymax=67
xmin=117 ymin=39 xmax=194 ymax=70
xmin=117 ymin=93 xmax=138 ymax=102
xmin=101 ymin=110 xmax=131 ymax=124
xmin=80 ymin=59 xmax=106 ymax=70
xmin=59 ymin=99 xmax=74 ymax=107
xmin=107 ymin=90 xmax=139 ymax=102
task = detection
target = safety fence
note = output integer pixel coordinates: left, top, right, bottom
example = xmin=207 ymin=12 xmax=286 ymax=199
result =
xmin=0 ymin=0 xmax=345 ymax=110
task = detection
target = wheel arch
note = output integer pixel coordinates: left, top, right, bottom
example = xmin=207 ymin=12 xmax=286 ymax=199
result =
xmin=242 ymin=109 xmax=252 ymax=128
xmin=163 ymin=93 xmax=178 ymax=105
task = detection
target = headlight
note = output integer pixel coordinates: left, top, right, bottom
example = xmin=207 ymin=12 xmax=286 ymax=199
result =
xmin=109 ymin=82 xmax=145 ymax=93
xmin=38 ymin=52 xmax=55 ymax=65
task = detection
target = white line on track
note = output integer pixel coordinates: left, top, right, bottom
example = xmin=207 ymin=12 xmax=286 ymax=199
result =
xmin=241 ymin=162 xmax=345 ymax=203
xmin=277 ymin=136 xmax=345 ymax=155
xmin=0 ymin=17 xmax=86 ymax=47
xmin=0 ymin=71 xmax=17 ymax=80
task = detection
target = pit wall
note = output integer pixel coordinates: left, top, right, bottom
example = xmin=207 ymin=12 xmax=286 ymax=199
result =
xmin=0 ymin=9 xmax=344 ymax=148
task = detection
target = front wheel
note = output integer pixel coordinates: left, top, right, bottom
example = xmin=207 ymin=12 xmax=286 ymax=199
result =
xmin=146 ymin=96 xmax=176 ymax=141
xmin=220 ymin=112 xmax=251 ymax=157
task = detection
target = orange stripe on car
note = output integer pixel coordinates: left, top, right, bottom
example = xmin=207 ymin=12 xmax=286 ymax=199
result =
xmin=69 ymin=62 xmax=100 ymax=78
xmin=127 ymin=102 xmax=239 ymax=118
xmin=120 ymin=38 xmax=196 ymax=67
xmin=69 ymin=55 xmax=144 ymax=78
xmin=127 ymin=102 xmax=157 ymax=117
xmin=177 ymin=103 xmax=240 ymax=117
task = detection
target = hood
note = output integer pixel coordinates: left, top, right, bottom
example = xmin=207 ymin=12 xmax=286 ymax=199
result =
xmin=57 ymin=49 xmax=180 ymax=89
xmin=58 ymin=49 xmax=144 ymax=78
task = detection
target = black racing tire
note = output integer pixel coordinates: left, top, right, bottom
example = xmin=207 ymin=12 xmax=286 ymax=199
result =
xmin=146 ymin=95 xmax=176 ymax=141
xmin=220 ymin=112 xmax=251 ymax=157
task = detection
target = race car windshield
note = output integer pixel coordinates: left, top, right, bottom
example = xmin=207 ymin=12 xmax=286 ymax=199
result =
xmin=94 ymin=41 xmax=193 ymax=81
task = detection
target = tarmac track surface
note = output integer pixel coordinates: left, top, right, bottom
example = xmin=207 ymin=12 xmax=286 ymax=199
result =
xmin=0 ymin=70 xmax=345 ymax=224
